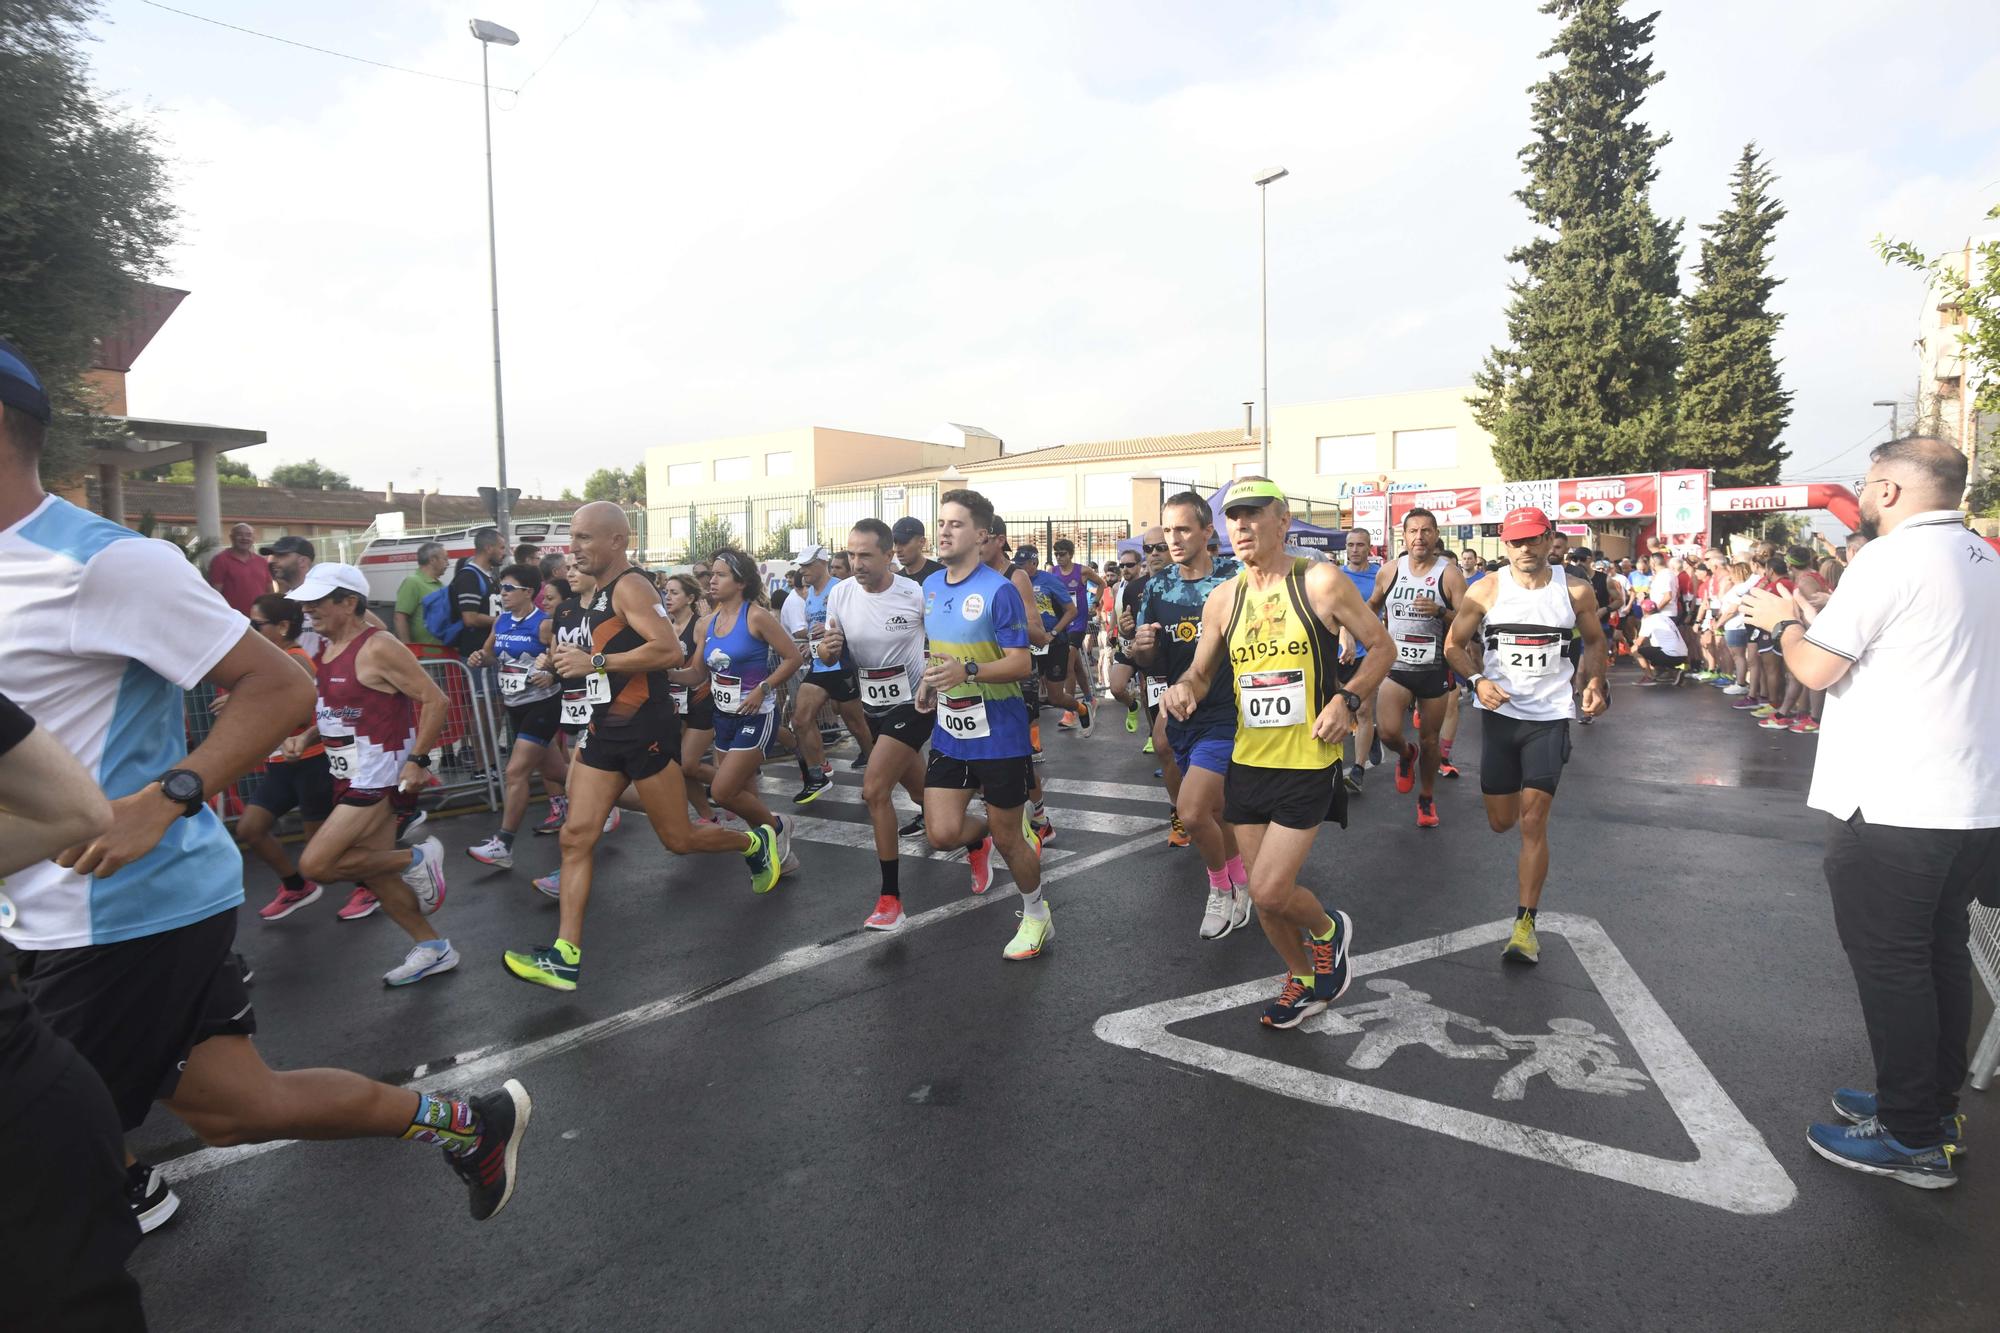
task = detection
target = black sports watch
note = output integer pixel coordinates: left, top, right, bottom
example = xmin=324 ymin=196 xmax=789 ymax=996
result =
xmin=590 ymin=652 xmax=608 ymax=671
xmin=158 ymin=768 xmax=206 ymax=818
xmin=963 ymin=659 xmax=980 ymax=680
xmin=409 ymin=753 xmax=433 ymax=769
xmin=1339 ymin=689 xmax=1362 ymax=714
xmin=1772 ymin=619 xmax=1802 ymax=641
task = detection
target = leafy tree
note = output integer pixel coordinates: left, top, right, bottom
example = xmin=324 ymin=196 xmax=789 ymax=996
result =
xmin=1 ymin=0 xmax=178 ymax=484
xmin=754 ymin=527 xmax=793 ymax=561
xmin=581 ymin=467 xmax=639 ymax=504
xmin=683 ymin=513 xmax=741 ymax=566
xmin=137 ymin=456 xmax=257 ymax=486
xmin=1472 ymin=0 xmax=1683 ymax=480
xmin=268 ymin=458 xmax=356 ymax=491
xmin=1677 ymin=144 xmax=1792 ymax=486
xmin=630 ymin=457 xmax=648 ymax=505
xmin=559 ymin=486 xmax=580 ymax=503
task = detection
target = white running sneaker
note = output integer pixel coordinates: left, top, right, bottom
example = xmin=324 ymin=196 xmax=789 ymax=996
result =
xmin=467 ymin=835 xmax=513 ymax=868
xmin=602 ymin=808 xmax=622 ymax=834
xmin=1228 ymin=886 xmax=1253 ymax=933
xmin=401 ymin=836 xmax=448 ymax=915
xmin=383 ymin=939 xmax=459 ymax=986
xmin=1199 ymin=888 xmax=1236 ymax=940
xmin=1721 ymin=684 xmax=1749 ymax=696
xmin=775 ymin=814 xmax=794 ymax=867
xmin=779 ymin=851 xmax=800 ymax=877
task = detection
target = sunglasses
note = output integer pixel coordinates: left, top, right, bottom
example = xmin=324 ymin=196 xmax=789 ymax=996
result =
xmin=498 ymin=583 xmax=528 ymax=594
xmin=1117 ymin=561 xmax=1139 ymax=570
xmin=1143 ymin=543 xmax=1168 ymax=554
xmin=249 ymin=619 xmax=277 ymax=630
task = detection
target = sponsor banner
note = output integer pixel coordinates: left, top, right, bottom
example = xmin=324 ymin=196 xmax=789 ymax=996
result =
xmin=1389 ymin=485 xmax=1485 ymax=527
xmin=1658 ymin=469 xmax=1710 ymax=548
xmin=1555 ymin=474 xmax=1656 ymax=522
xmin=1710 ymin=485 xmax=1807 ymax=513
xmin=1352 ymin=494 xmax=1389 ymax=550
xmin=1389 ymin=473 xmax=1660 ymax=528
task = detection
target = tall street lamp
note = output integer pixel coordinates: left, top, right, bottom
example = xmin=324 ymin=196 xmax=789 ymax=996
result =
xmin=1254 ymin=166 xmax=1289 ymax=479
xmin=470 ymin=18 xmax=519 ymax=542
xmin=1871 ymin=398 xmax=1899 ymax=442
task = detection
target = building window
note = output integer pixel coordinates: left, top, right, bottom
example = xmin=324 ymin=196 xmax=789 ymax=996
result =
xmin=1392 ymin=427 xmax=1457 ymax=471
xmin=980 ymin=478 xmax=1068 ymax=514
xmin=1232 ymin=461 xmax=1263 ymax=480
xmin=668 ymin=515 xmax=690 ymax=541
xmin=765 ymin=451 xmax=795 ymax=477
xmin=714 ymin=457 xmax=751 ymax=483
xmin=667 ymin=462 xmax=700 ymax=488
xmin=1082 ymin=473 xmax=1128 ymax=509
xmin=1316 ymin=433 xmax=1374 ymax=474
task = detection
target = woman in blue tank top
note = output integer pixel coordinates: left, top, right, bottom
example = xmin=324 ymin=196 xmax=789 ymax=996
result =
xmin=462 ymin=563 xmax=570 ymax=866
xmin=691 ymin=548 xmax=805 ymax=871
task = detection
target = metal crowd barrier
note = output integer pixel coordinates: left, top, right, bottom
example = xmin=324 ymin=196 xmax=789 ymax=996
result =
xmin=1969 ymin=904 xmax=2000 ymax=1091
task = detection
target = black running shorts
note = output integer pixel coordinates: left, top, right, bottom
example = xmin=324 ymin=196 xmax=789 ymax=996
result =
xmin=1388 ymin=665 xmax=1452 ymax=700
xmin=866 ymin=704 xmax=930 ymax=752
xmin=578 ymin=724 xmax=680 ymax=781
xmin=17 ymin=909 xmax=254 ymax=1132
xmin=926 ymin=751 xmax=1033 ymax=811
xmin=1479 ymin=710 xmax=1572 ymax=796
xmin=505 ymin=694 xmax=563 ymax=748
xmin=1035 ymin=636 xmax=1071 ymax=682
xmin=248 ymin=752 xmax=334 ymax=823
xmin=1224 ymin=761 xmax=1347 ymax=832
xmin=801 ymin=667 xmax=860 ymax=704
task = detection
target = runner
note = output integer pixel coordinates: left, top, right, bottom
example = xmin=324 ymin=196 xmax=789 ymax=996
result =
xmin=234 ymin=594 xmax=336 ymax=921
xmin=1111 ymin=527 xmax=1170 ymax=748
xmin=463 ymin=564 xmax=569 ymax=868
xmin=1013 ymin=545 xmax=1087 ymax=736
xmin=1119 ymin=526 xmax=1189 ymax=843
xmin=1160 ymin=479 xmax=1385 ymax=1027
xmin=1129 ymin=491 xmax=1249 ymax=939
xmin=502 ymin=506 xmax=782 ymax=993
xmin=783 ymin=544 xmax=872 ymax=802
xmin=917 ymin=489 xmax=1049 ymax=960
xmin=1443 ymin=506 xmax=1610 ymax=966
xmin=1048 ymin=538 xmax=1103 ymax=733
xmin=1369 ymin=508 xmax=1468 ymax=829
xmin=892 ymin=517 xmax=945 ymax=585
xmin=659 ymin=573 xmax=720 ymax=825
xmin=1336 ymin=527 xmax=1381 ymax=795
xmin=288 ymin=564 xmax=458 ymax=985
xmin=987 ymin=518 xmax=1057 ymax=844
xmin=822 ymin=519 xmax=930 ymax=930
xmin=0 ymin=349 xmax=529 ymax=1228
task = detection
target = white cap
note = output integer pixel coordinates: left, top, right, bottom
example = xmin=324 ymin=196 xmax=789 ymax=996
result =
xmin=290 ymin=561 xmax=370 ymax=602
xmin=795 ymin=543 xmax=831 ymax=565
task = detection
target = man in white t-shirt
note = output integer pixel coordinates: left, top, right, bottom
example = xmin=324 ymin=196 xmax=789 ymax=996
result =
xmin=1741 ymin=435 xmax=2000 ymax=1191
xmin=1632 ymin=599 xmax=1688 ymax=681
xmin=0 ymin=338 xmax=532 ymax=1228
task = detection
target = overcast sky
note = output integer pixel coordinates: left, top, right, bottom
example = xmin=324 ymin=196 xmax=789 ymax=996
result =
xmin=92 ymin=0 xmax=1999 ymax=497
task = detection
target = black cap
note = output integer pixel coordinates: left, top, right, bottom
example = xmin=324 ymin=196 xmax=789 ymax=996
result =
xmin=259 ymin=535 xmax=315 ymax=559
xmin=1013 ymin=544 xmax=1039 ymax=563
xmin=891 ymin=517 xmax=925 ymax=544
xmin=0 ymin=337 xmax=51 ymax=425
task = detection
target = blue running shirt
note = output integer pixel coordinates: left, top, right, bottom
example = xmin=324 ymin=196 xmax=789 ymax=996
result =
xmin=921 ymin=564 xmax=1031 ymax=760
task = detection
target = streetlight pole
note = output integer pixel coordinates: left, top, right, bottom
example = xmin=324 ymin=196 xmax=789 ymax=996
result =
xmin=1254 ymin=167 xmax=1289 ymax=479
xmin=1871 ymin=398 xmax=1899 ymax=442
xmin=471 ymin=19 xmax=520 ymax=542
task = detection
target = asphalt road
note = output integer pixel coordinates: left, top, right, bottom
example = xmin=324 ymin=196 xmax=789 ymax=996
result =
xmin=127 ymin=669 xmax=2000 ymax=1331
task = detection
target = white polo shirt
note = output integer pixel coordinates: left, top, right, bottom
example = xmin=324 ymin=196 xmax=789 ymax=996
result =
xmin=1803 ymin=511 xmax=2000 ymax=829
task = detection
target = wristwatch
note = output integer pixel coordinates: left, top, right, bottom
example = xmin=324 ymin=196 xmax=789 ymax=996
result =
xmin=1339 ymin=689 xmax=1362 ymax=714
xmin=1772 ymin=619 xmax=1801 ymax=641
xmin=409 ymin=753 xmax=432 ymax=769
xmin=963 ymin=659 xmax=981 ymax=680
xmin=158 ymin=768 xmax=206 ymax=818
xmin=590 ymin=652 xmax=608 ymax=671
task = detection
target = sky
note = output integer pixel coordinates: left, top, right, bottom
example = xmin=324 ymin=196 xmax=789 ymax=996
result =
xmin=86 ymin=0 xmax=2000 ymax=498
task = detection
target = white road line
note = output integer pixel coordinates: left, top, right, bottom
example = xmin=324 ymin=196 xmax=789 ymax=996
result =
xmin=763 ymin=774 xmax=1166 ymax=837
xmin=1039 ymin=777 xmax=1172 ymax=805
xmin=160 ymin=836 xmax=1139 ymax=1185
xmin=782 ymin=812 xmax=1075 ymax=865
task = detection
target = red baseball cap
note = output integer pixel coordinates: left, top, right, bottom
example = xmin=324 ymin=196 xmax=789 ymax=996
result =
xmin=1498 ymin=507 xmax=1553 ymax=541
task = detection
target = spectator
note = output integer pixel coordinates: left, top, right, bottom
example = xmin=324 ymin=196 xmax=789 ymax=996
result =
xmin=259 ymin=533 xmax=316 ymax=596
xmin=206 ymin=523 xmax=271 ymax=616
xmin=892 ymin=517 xmax=944 ymax=584
xmin=1632 ymin=599 xmax=1687 ymax=682
xmin=1741 ymin=436 xmax=2000 ymax=1190
xmin=450 ymin=527 xmax=507 ymax=656
xmin=393 ymin=541 xmax=451 ymax=655
xmin=513 ymin=542 xmax=540 ymax=567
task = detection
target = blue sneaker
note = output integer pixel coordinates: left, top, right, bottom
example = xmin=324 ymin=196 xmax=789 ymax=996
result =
xmin=1260 ymin=976 xmax=1327 ymax=1030
xmin=1807 ymin=1117 xmax=1957 ymax=1189
xmin=1830 ymin=1088 xmax=1966 ymax=1152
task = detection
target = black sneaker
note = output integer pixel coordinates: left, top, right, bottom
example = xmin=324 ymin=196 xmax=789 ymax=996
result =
xmin=793 ymin=770 xmax=833 ymax=805
xmin=897 ymin=812 xmax=926 ymax=837
xmin=848 ymin=753 xmax=868 ymax=771
xmin=126 ymin=1160 xmax=180 ymax=1234
xmin=232 ymin=951 xmax=254 ymax=985
xmin=397 ymin=806 xmax=429 ymax=843
xmin=446 ymin=1079 xmax=532 ymax=1221
xmin=1342 ymin=763 xmax=1364 ymax=795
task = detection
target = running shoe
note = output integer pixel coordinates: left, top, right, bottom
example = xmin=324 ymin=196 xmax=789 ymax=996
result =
xmin=1306 ymin=910 xmax=1354 ymax=1002
xmin=126 ymin=1160 xmax=180 ymax=1234
xmin=1125 ymin=708 xmax=1139 ymax=733
xmin=402 ymin=836 xmax=448 ymax=914
xmin=1343 ymin=762 xmax=1365 ymax=795
xmin=864 ymin=896 xmax=906 ymax=931
xmin=1032 ymin=816 xmax=1054 ymax=845
xmin=745 ymin=825 xmax=780 ymax=894
xmin=1831 ymin=1089 xmax=1967 ymax=1151
xmin=1030 ymin=720 xmax=1042 ymax=755
xmin=1227 ymin=887 xmax=1253 ymax=934
xmin=1003 ymin=908 xmax=1053 ymax=960
xmin=1502 ymin=915 xmax=1540 ymax=965
xmin=1142 ymin=737 xmax=1155 ymax=755
xmin=1437 ymin=759 xmax=1460 ymax=780
xmin=849 ymin=753 xmax=868 ymax=771
xmin=1730 ymin=696 xmax=1762 ymax=710
xmin=1721 ymin=684 xmax=1749 ymax=696
xmin=1168 ymin=813 xmax=1190 ymax=848
xmin=233 ymin=951 xmax=254 ymax=985
xmin=336 ymin=886 xmax=380 ymax=921
xmin=897 ymin=812 xmax=926 ymax=838
xmin=384 ymin=939 xmax=459 ymax=986
xmin=967 ymin=835 xmax=994 ymax=894
xmin=1750 ymin=704 xmax=1778 ymax=718
xmin=1260 ymin=976 xmax=1327 ymax=1030
xmin=1199 ymin=888 xmax=1237 ymax=941
xmin=1759 ymin=713 xmax=1793 ymax=729
xmin=395 ymin=805 xmax=429 ymax=844
xmin=1807 ymin=1117 xmax=1956 ymax=1189
xmin=1790 ymin=717 xmax=1820 ymax=734
xmin=602 ymin=809 xmax=622 ymax=834
xmin=467 ymin=835 xmax=514 ymax=868
xmin=775 ymin=814 xmax=794 ymax=869
xmin=445 ymin=1078 xmax=532 ymax=1221
xmin=1059 ymin=711 xmax=1078 ymax=731
xmin=1077 ymin=700 xmax=1094 ymax=737
xmin=1416 ymin=796 xmax=1440 ymax=828
xmin=1394 ymin=742 xmax=1417 ymax=794
xmin=532 ymin=870 xmax=561 ymax=899
xmin=259 ymin=881 xmax=322 ymax=921
xmin=503 ymin=941 xmax=580 ymax=991
xmin=535 ymin=798 xmax=567 ymax=835
xmin=793 ymin=769 xmax=833 ymax=805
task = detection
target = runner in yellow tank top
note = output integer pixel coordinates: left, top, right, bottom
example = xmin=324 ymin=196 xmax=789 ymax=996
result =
xmin=1163 ymin=478 xmax=1392 ymax=1029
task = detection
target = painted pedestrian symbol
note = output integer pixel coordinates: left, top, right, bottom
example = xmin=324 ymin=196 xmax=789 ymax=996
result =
xmin=1317 ymin=980 xmax=1508 ymax=1068
xmin=1492 ymin=1018 xmax=1650 ymax=1101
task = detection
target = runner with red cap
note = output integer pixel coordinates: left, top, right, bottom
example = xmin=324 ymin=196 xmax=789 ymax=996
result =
xmin=1444 ymin=506 xmax=1610 ymax=965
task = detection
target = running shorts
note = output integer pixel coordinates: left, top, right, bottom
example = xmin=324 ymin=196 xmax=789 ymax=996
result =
xmin=1113 ymin=649 xmax=1136 ymax=671
xmin=1224 ymin=761 xmax=1347 ymax=831
xmin=1336 ymin=658 xmax=1366 ymax=686
xmin=680 ymin=694 xmax=716 ymax=732
xmin=1036 ymin=636 xmax=1071 ymax=682
xmin=713 ymin=711 xmax=775 ymax=754
xmin=1167 ymin=720 xmax=1234 ymax=777
xmin=1479 ymin=711 xmax=1571 ymax=797
xmin=248 ymin=752 xmax=334 ymax=823
xmin=16 ymin=909 xmax=254 ymax=1132
xmin=865 ymin=704 xmax=929 ymax=751
xmin=802 ymin=667 xmax=860 ymax=704
xmin=578 ymin=724 xmax=680 ymax=780
xmin=333 ymin=781 xmax=395 ymax=808
xmin=506 ymin=694 xmax=562 ymax=749
xmin=1388 ymin=665 xmax=1452 ymax=700
xmin=926 ymin=751 xmax=1032 ymax=811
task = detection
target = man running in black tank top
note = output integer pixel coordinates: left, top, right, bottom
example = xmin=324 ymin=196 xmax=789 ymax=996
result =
xmin=502 ymin=503 xmax=780 ymax=992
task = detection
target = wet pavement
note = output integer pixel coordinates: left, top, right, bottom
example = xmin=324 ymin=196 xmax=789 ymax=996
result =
xmin=128 ymin=668 xmax=2000 ymax=1330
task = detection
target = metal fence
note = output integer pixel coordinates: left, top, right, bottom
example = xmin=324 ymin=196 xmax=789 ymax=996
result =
xmin=1002 ymin=517 xmax=1131 ymax=567
xmin=1970 ymin=904 xmax=2000 ymax=1091
xmin=658 ymin=484 xmax=940 ymax=563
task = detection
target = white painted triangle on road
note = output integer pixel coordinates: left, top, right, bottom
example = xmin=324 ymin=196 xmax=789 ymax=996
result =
xmin=1093 ymin=912 xmax=1797 ymax=1216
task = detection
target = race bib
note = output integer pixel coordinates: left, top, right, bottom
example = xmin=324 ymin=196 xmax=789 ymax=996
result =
xmin=712 ymin=672 xmax=745 ymax=713
xmin=1496 ymin=631 xmax=1563 ymax=679
xmin=560 ymin=687 xmax=592 ymax=728
xmin=1238 ymin=668 xmax=1307 ymax=729
xmin=1030 ymin=641 xmax=1049 ymax=657
xmin=488 ymin=593 xmax=503 ymax=619
xmin=323 ymin=734 xmax=355 ymax=781
xmin=1394 ymin=633 xmax=1439 ymax=667
xmin=939 ymin=692 xmax=991 ymax=740
xmin=584 ymin=670 xmax=612 ymax=705
xmin=1146 ymin=675 xmax=1168 ymax=708
xmin=499 ymin=664 xmax=529 ymax=697
xmin=669 ymin=683 xmax=690 ymax=711
xmin=860 ymin=665 xmax=911 ymax=709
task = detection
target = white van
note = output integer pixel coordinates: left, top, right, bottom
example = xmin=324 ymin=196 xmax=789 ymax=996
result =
xmin=356 ymin=519 xmax=572 ymax=608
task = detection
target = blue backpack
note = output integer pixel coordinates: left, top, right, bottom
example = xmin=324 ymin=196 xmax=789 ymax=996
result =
xmin=420 ymin=561 xmax=487 ymax=645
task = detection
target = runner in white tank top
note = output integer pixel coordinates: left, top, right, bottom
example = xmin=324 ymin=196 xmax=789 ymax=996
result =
xmin=1367 ymin=507 xmax=1467 ymax=829
xmin=1445 ymin=508 xmax=1609 ymax=967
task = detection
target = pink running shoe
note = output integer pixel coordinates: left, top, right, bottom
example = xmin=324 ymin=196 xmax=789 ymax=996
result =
xmin=967 ymin=835 xmax=994 ymax=895
xmin=535 ymin=798 xmax=567 ymax=835
xmin=259 ymin=881 xmax=322 ymax=921
xmin=863 ymin=895 xmax=906 ymax=931
xmin=335 ymin=887 xmax=380 ymax=921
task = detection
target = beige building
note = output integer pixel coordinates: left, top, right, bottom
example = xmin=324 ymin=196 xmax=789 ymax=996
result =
xmin=1266 ymin=386 xmax=1501 ymax=503
xmin=1917 ymin=231 xmax=1996 ymax=482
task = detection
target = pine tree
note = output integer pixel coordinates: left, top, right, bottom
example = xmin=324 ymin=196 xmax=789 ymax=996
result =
xmin=1472 ymin=0 xmax=1683 ymax=480
xmin=1678 ymin=144 xmax=1792 ymax=485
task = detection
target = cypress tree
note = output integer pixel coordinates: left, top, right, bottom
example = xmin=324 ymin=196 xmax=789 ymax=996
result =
xmin=1678 ymin=144 xmax=1792 ymax=485
xmin=1472 ymin=0 xmax=1684 ymax=480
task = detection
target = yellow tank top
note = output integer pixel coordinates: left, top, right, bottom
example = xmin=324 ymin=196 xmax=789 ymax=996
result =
xmin=1224 ymin=557 xmax=1343 ymax=770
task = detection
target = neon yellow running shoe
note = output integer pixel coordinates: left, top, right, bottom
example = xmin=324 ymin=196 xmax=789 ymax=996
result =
xmin=1125 ymin=708 xmax=1138 ymax=733
xmin=744 ymin=825 xmax=781 ymax=894
xmin=1501 ymin=915 xmax=1539 ymax=965
xmin=504 ymin=939 xmax=580 ymax=991
xmin=1142 ymin=737 xmax=1155 ymax=755
xmin=1004 ymin=908 xmax=1053 ymax=961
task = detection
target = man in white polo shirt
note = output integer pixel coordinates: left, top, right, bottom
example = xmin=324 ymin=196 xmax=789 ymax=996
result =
xmin=1742 ymin=436 xmax=2000 ymax=1190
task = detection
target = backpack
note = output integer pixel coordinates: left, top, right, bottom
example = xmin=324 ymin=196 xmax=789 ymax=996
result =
xmin=425 ymin=560 xmax=489 ymax=650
